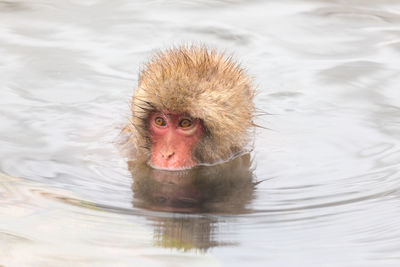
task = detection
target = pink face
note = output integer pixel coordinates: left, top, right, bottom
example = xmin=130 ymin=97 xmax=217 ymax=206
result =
xmin=148 ymin=111 xmax=203 ymax=170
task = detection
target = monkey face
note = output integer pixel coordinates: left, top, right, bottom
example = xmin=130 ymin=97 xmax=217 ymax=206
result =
xmin=148 ymin=111 xmax=204 ymax=170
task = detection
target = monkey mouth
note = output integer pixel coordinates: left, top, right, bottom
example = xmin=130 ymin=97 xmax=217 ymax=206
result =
xmin=147 ymin=159 xmax=197 ymax=171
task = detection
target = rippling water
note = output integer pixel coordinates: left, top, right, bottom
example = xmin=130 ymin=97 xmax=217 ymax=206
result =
xmin=1 ymin=0 xmax=400 ymax=266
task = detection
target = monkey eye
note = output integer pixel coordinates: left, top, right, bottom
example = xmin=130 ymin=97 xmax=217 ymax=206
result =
xmin=154 ymin=117 xmax=166 ymax=126
xmin=179 ymin=118 xmax=192 ymax=128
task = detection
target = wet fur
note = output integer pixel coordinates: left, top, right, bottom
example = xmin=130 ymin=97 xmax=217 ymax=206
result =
xmin=127 ymin=45 xmax=255 ymax=164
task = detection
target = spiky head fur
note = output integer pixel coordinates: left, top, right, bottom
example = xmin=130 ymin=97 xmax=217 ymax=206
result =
xmin=128 ymin=45 xmax=255 ymax=164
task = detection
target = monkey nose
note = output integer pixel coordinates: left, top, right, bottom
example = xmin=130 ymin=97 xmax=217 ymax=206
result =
xmin=161 ymin=150 xmax=175 ymax=160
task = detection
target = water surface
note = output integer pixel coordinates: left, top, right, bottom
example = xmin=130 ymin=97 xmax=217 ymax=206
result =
xmin=1 ymin=0 xmax=400 ymax=266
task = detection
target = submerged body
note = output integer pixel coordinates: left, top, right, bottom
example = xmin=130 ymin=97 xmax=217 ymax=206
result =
xmin=128 ymin=46 xmax=256 ymax=170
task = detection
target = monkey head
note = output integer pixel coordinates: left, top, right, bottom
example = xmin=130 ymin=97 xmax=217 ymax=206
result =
xmin=128 ymin=46 xmax=256 ymax=170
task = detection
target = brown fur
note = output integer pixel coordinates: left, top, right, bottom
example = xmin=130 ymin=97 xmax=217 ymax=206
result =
xmin=127 ymin=45 xmax=255 ymax=164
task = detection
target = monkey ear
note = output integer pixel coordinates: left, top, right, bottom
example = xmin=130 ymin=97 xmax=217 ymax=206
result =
xmin=117 ymin=126 xmax=139 ymax=160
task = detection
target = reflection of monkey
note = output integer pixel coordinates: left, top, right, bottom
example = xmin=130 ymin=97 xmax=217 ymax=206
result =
xmin=128 ymin=154 xmax=256 ymax=251
xmin=130 ymin=154 xmax=255 ymax=213
xmin=125 ymin=46 xmax=256 ymax=170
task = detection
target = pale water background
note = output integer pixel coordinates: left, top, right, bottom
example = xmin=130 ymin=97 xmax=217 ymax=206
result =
xmin=1 ymin=0 xmax=400 ymax=266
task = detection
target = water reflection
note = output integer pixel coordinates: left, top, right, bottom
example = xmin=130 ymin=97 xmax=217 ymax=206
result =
xmin=128 ymin=154 xmax=256 ymax=250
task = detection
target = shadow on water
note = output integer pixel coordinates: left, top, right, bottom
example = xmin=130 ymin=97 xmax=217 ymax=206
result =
xmin=128 ymin=154 xmax=257 ymax=251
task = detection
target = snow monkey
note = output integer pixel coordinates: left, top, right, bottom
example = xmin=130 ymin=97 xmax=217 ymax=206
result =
xmin=127 ymin=45 xmax=256 ymax=170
